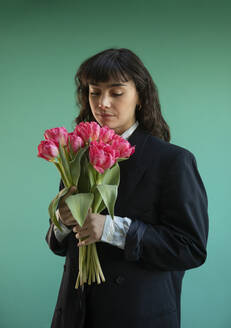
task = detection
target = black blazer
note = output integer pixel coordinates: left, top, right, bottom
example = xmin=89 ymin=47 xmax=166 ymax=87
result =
xmin=46 ymin=125 xmax=209 ymax=328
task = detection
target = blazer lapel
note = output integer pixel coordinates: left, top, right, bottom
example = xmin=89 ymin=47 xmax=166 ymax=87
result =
xmin=116 ymin=126 xmax=151 ymax=208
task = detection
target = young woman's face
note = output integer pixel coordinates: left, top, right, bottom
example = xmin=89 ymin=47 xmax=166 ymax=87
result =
xmin=88 ymin=79 xmax=140 ymax=135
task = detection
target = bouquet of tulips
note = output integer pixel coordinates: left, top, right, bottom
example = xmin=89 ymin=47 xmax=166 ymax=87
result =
xmin=37 ymin=122 xmax=135 ymax=289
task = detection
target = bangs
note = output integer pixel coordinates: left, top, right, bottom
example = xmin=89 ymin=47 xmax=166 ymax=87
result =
xmin=82 ymin=55 xmax=131 ymax=86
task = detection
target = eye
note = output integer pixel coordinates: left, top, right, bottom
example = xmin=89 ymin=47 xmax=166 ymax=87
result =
xmin=90 ymin=92 xmax=123 ymax=97
xmin=90 ymin=92 xmax=100 ymax=96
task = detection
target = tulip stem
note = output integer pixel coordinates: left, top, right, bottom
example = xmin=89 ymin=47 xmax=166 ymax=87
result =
xmin=63 ymin=145 xmax=70 ymax=161
xmin=92 ymin=243 xmax=105 ymax=282
xmin=53 ymin=161 xmax=70 ymax=187
xmin=96 ymin=173 xmax=103 ymax=185
xmin=55 ymin=160 xmax=72 ymax=188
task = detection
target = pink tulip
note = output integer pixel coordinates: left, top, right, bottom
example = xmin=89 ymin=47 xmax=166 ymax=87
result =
xmin=74 ymin=122 xmax=100 ymax=143
xmin=44 ymin=127 xmax=68 ymax=147
xmin=110 ymin=135 xmax=135 ymax=159
xmin=90 ymin=122 xmax=101 ymax=141
xmin=89 ymin=141 xmax=116 ymax=174
xmin=68 ymin=133 xmax=84 ymax=153
xmin=37 ymin=140 xmax=59 ymax=161
xmin=98 ymin=126 xmax=115 ymax=143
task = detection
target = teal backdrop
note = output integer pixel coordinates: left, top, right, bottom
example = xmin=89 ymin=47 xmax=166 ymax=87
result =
xmin=1 ymin=0 xmax=230 ymax=327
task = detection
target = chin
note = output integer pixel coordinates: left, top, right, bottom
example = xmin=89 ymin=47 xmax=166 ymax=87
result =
xmin=99 ymin=120 xmax=115 ymax=129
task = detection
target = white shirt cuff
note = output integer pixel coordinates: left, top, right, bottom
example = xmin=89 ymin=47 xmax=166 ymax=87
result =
xmin=101 ymin=214 xmax=132 ymax=249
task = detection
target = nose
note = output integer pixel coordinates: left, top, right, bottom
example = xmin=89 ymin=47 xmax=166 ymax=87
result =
xmin=98 ymin=94 xmax=111 ymax=109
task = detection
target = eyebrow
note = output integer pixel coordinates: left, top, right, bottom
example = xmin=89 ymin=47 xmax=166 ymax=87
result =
xmin=89 ymin=83 xmax=127 ymax=87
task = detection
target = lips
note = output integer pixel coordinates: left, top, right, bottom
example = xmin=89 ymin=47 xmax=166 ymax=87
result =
xmin=98 ymin=113 xmax=114 ymax=117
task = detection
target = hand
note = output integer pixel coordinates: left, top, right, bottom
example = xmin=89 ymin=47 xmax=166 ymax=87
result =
xmin=58 ymin=186 xmax=78 ymax=227
xmin=73 ymin=208 xmax=106 ymax=247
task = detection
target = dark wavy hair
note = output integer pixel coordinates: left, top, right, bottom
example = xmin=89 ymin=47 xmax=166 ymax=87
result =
xmin=74 ymin=48 xmax=170 ymax=142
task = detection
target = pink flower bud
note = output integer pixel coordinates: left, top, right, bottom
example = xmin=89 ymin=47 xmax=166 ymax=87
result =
xmin=89 ymin=141 xmax=116 ymax=174
xmin=74 ymin=122 xmax=100 ymax=143
xmin=98 ymin=126 xmax=115 ymax=143
xmin=37 ymin=140 xmax=59 ymax=161
xmin=68 ymin=133 xmax=84 ymax=153
xmin=44 ymin=127 xmax=68 ymax=147
xmin=90 ymin=122 xmax=101 ymax=141
xmin=110 ymin=135 xmax=135 ymax=159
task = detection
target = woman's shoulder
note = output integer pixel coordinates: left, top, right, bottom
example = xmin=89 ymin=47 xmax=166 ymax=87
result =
xmin=140 ymin=128 xmax=196 ymax=163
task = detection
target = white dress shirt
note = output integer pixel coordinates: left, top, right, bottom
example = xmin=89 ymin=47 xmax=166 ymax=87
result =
xmin=53 ymin=121 xmax=139 ymax=249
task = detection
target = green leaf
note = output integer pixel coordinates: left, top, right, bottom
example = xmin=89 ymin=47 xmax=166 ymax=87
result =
xmin=102 ymin=162 xmax=120 ymax=186
xmin=58 ymin=143 xmax=72 ymax=185
xmin=69 ymin=146 xmax=88 ymax=186
xmin=97 ymin=200 xmax=106 ymax=214
xmin=64 ymin=193 xmax=94 ymax=227
xmin=88 ymin=162 xmax=96 ymax=188
xmin=96 ymin=184 xmax=118 ymax=219
xmin=91 ymin=186 xmax=104 ymax=213
xmin=48 ymin=187 xmax=69 ymax=231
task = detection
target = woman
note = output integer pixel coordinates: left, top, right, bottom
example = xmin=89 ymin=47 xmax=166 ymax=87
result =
xmin=46 ymin=48 xmax=209 ymax=328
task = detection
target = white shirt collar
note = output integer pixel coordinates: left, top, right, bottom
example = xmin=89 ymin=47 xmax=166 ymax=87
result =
xmin=120 ymin=121 xmax=139 ymax=140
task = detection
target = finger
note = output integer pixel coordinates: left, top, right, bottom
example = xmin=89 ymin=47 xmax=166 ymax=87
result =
xmin=59 ymin=208 xmax=72 ymax=221
xmin=72 ymin=224 xmax=83 ymax=233
xmin=59 ymin=205 xmax=70 ymax=214
xmin=75 ymin=229 xmax=89 ymax=239
xmin=77 ymin=236 xmax=95 ymax=247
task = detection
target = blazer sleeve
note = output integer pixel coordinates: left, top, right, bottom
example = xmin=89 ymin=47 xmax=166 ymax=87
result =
xmin=45 ymin=179 xmax=69 ymax=257
xmin=124 ymin=150 xmax=209 ymax=271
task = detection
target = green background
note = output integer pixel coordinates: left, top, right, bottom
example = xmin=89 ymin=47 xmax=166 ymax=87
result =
xmin=1 ymin=0 xmax=230 ymax=327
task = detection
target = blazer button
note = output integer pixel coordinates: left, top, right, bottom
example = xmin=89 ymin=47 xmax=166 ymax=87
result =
xmin=115 ymin=275 xmax=125 ymax=285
